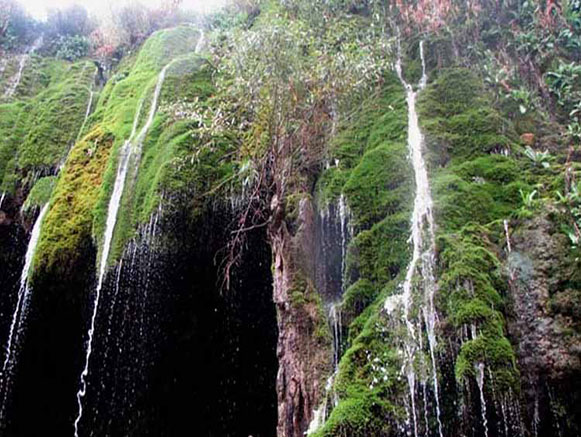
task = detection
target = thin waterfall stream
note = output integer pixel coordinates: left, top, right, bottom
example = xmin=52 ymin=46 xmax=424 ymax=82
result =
xmin=76 ymin=72 xmax=97 ymax=143
xmin=0 ymin=64 xmax=99 ymax=426
xmin=61 ymin=69 xmax=98 ymax=170
xmin=307 ymin=197 xmax=351 ymax=435
xmin=73 ymin=55 xmax=183 ymax=436
xmin=0 ymin=203 xmax=49 ymax=421
xmin=384 ymin=40 xmax=443 ymax=437
xmin=3 ymin=37 xmax=43 ymax=99
xmin=476 ymin=362 xmax=489 ymax=437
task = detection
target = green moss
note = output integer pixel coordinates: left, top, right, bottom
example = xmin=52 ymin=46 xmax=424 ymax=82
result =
xmin=0 ymin=59 xmax=95 ymax=194
xmin=313 ymin=293 xmax=405 ymax=437
xmin=419 ymin=68 xmax=516 ymax=164
xmin=455 ymin=336 xmax=518 ymax=389
xmin=36 ymin=26 xmax=213 ymax=272
xmin=351 ymin=212 xmax=410 ymax=283
xmin=105 ymin=58 xmax=226 ymax=262
xmin=17 ymin=61 xmax=96 ymax=172
xmin=342 ymin=279 xmax=378 ymax=323
xmin=313 ymin=73 xmax=412 ymax=434
xmin=311 ymin=394 xmax=393 ymax=437
xmin=344 ymin=143 xmax=410 ymax=228
xmin=417 ymin=66 xmax=523 ymax=394
xmin=0 ymin=101 xmax=28 ymax=191
xmin=318 ymin=72 xmax=412 ymax=288
xmin=0 ymin=55 xmax=70 ymax=103
xmin=438 ymin=226 xmax=518 ymax=391
xmin=419 ymin=68 xmax=486 ymax=118
xmin=34 ymin=128 xmax=115 ymax=277
xmin=23 ymin=176 xmax=56 ymax=212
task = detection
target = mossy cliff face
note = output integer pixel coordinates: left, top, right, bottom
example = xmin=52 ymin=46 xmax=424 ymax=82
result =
xmin=309 ymin=44 xmax=579 ymax=437
xmin=308 ymin=74 xmax=412 ymax=437
xmin=33 ymin=26 xmax=207 ymax=278
xmin=0 ymin=57 xmax=95 ymax=205
xmin=508 ymin=212 xmax=581 ymax=435
xmin=2 ymin=1 xmax=581 ymax=436
xmin=419 ymin=68 xmax=521 ymax=395
xmin=269 ymin=193 xmax=334 ymax=437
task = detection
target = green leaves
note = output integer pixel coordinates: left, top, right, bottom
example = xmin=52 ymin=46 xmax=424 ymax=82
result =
xmin=54 ymin=35 xmax=90 ymax=61
xmin=524 ymin=146 xmax=552 ymax=168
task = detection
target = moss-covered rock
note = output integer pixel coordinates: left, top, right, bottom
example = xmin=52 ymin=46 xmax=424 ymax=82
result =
xmin=0 ymin=59 xmax=95 ymax=194
xmin=35 ymin=26 xmax=211 ymax=273
xmin=22 ymin=176 xmax=56 ymax=213
xmin=312 ymin=72 xmax=412 ymax=435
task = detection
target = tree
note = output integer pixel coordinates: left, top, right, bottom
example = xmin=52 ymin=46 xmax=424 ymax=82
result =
xmin=0 ymin=0 xmax=37 ymax=50
xmin=45 ymin=4 xmax=93 ymax=38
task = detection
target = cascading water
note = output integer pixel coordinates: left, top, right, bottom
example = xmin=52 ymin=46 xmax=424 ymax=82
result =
xmin=306 ymin=303 xmax=342 ymax=435
xmin=76 ymin=73 xmax=97 ymax=144
xmin=476 ymin=362 xmax=489 ymax=437
xmin=74 ymin=30 xmax=205 ymax=435
xmin=0 ymin=203 xmax=49 ymax=421
xmin=0 ymin=193 xmax=5 ymax=210
xmin=308 ymin=196 xmax=351 ymax=435
xmin=73 ymin=59 xmax=174 ymax=437
xmin=504 ymin=219 xmax=512 ymax=253
xmin=3 ymin=37 xmax=43 ymax=99
xmin=384 ymin=40 xmax=443 ymax=437
xmin=195 ymin=29 xmax=205 ymax=54
xmin=0 ymin=63 xmax=99 ymax=424
xmin=60 ymin=70 xmax=98 ymax=171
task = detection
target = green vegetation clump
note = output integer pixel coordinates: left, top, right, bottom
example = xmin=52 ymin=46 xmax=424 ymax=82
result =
xmin=438 ymin=228 xmax=518 ymax=389
xmin=0 ymin=59 xmax=95 ymax=194
xmin=419 ymin=67 xmax=521 ymax=391
xmin=419 ymin=68 xmax=516 ymax=164
xmin=23 ymin=176 xmax=56 ymax=212
xmin=313 ymin=73 xmax=412 ymax=435
xmin=33 ymin=24 xmax=241 ymax=276
xmin=311 ymin=300 xmax=404 ymax=437
xmin=34 ymin=129 xmax=114 ymax=277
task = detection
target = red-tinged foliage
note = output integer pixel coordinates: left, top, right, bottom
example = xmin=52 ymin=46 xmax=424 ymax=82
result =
xmin=395 ymin=0 xmax=456 ymax=34
xmin=537 ymin=0 xmax=561 ymax=29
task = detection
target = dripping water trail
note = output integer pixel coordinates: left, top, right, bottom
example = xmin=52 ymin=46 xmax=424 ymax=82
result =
xmin=60 ymin=69 xmax=98 ymax=171
xmin=0 ymin=203 xmax=49 ymax=422
xmin=0 ymin=62 xmax=101 ymax=425
xmin=76 ymin=71 xmax=97 ymax=144
xmin=195 ymin=29 xmax=205 ymax=54
xmin=3 ymin=37 xmax=43 ymax=99
xmin=504 ymin=220 xmax=512 ymax=253
xmin=306 ymin=303 xmax=342 ymax=435
xmin=475 ymin=362 xmax=489 ymax=437
xmin=73 ymin=57 xmax=176 ymax=436
xmin=307 ymin=197 xmax=351 ymax=435
xmin=384 ymin=40 xmax=443 ymax=437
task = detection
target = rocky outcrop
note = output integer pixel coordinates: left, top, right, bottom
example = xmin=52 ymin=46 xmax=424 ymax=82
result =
xmin=507 ymin=212 xmax=581 ymax=434
xmin=508 ymin=213 xmax=580 ymax=379
xmin=270 ymin=194 xmax=333 ymax=437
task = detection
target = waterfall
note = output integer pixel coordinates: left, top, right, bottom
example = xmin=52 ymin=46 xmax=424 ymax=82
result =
xmin=338 ymin=194 xmax=349 ymax=285
xmin=0 ymin=203 xmax=49 ymax=421
xmin=0 ymin=193 xmax=5 ymax=210
xmin=475 ymin=362 xmax=489 ymax=437
xmin=384 ymin=40 xmax=443 ymax=437
xmin=504 ymin=220 xmax=512 ymax=253
xmin=76 ymin=71 xmax=97 ymax=144
xmin=60 ymin=71 xmax=98 ymax=171
xmin=306 ymin=302 xmax=343 ymax=435
xmin=3 ymin=37 xmax=43 ymax=99
xmin=73 ymin=60 xmax=174 ymax=437
xmin=329 ymin=303 xmax=342 ymax=370
xmin=195 ymin=29 xmax=205 ymax=54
